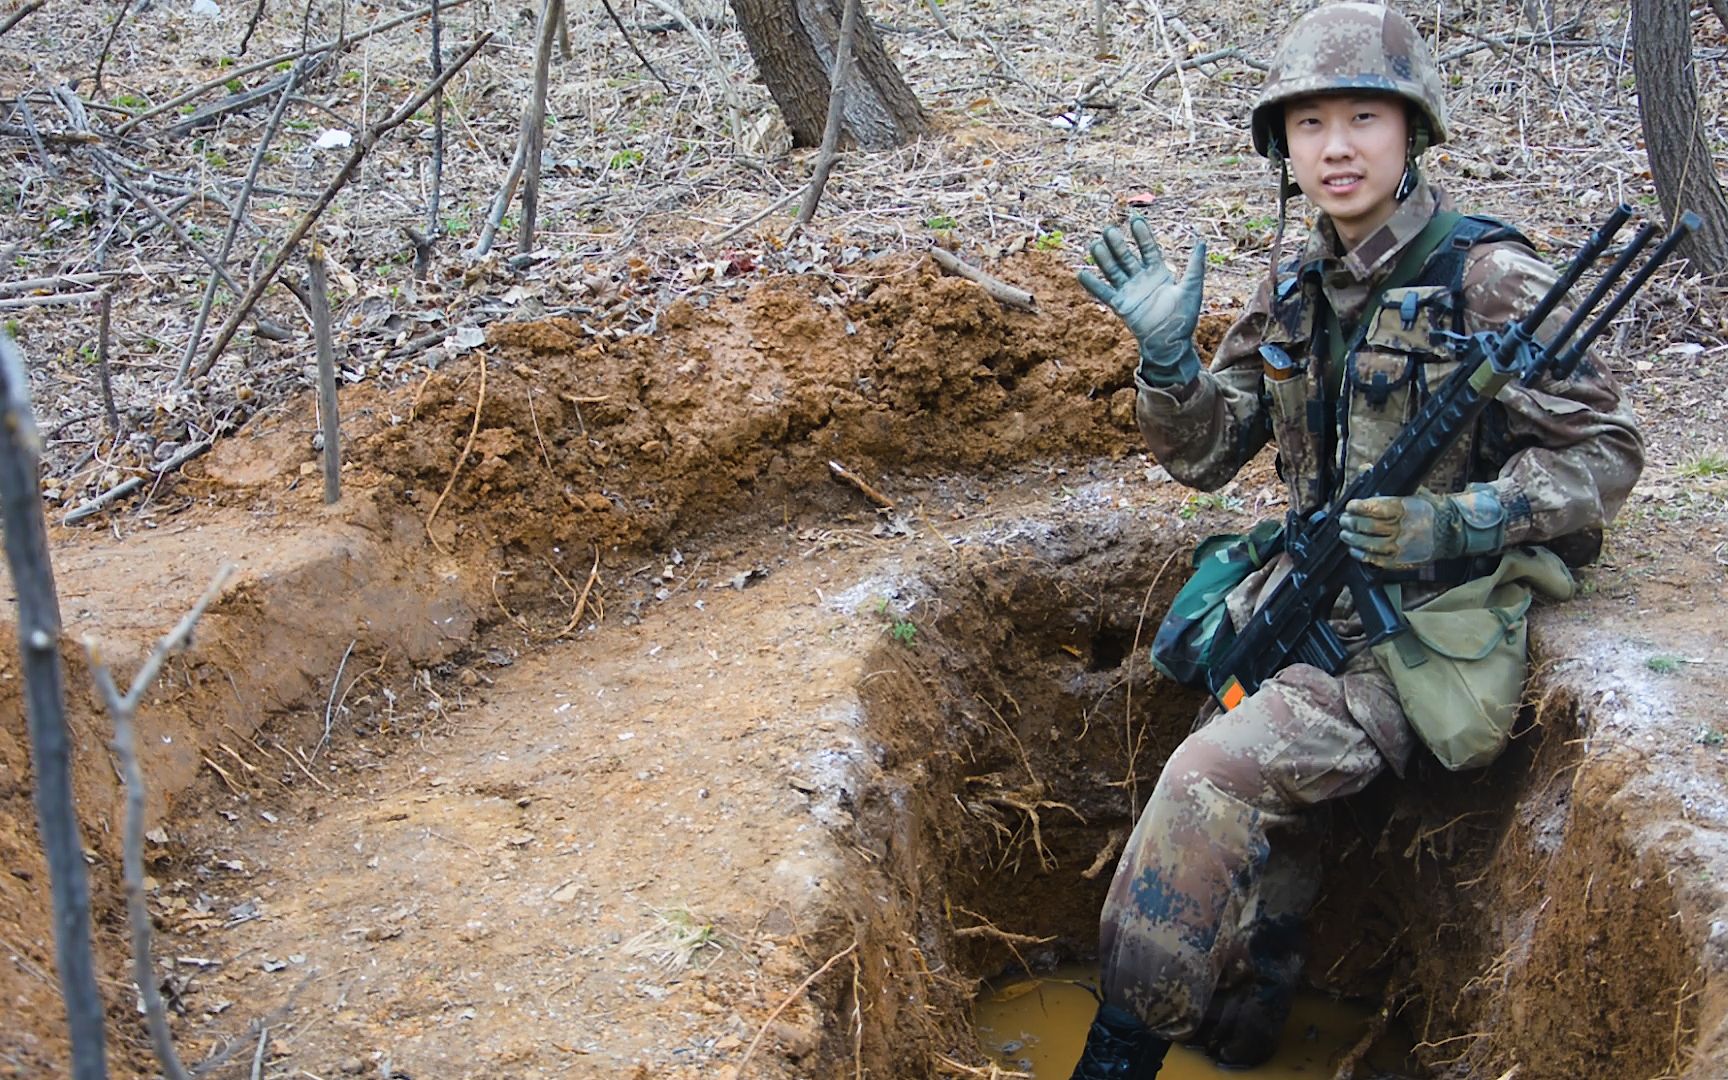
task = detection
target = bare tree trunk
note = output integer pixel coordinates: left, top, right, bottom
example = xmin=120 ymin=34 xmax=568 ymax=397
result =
xmin=0 ymin=337 xmax=110 ymax=1080
xmin=729 ymin=0 xmax=925 ymax=150
xmin=1632 ymin=0 xmax=1728 ymax=274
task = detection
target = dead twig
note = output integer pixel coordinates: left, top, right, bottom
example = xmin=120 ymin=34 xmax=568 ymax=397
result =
xmin=0 ymin=0 xmax=46 ymax=39
xmin=1141 ymin=47 xmax=1267 ymax=97
xmin=794 ymin=0 xmax=861 ymax=230
xmin=238 ymin=0 xmax=269 ymax=55
xmin=426 ymin=0 xmax=446 ymax=243
xmin=707 ymin=186 xmax=801 ymax=245
xmin=193 ymin=32 xmax=492 ymax=380
xmin=476 ymin=0 xmax=560 ymax=257
xmin=307 ymin=248 xmax=342 ymax=504
xmin=13 ymin=95 xmax=55 ymax=175
xmin=176 ymin=50 xmax=318 ymax=388
xmin=0 ymin=289 xmax=106 ymax=310
xmin=518 ymin=0 xmax=561 ymax=255
xmin=85 ymin=565 xmax=233 ymax=1080
xmin=737 ymin=940 xmax=858 ymax=1076
xmin=828 ymin=460 xmax=894 ymax=510
xmin=315 ymin=639 xmax=357 ymax=762
xmin=0 ymin=272 xmax=115 ymax=295
xmin=92 ymin=0 xmax=129 ymax=92
xmin=424 ymin=354 xmax=487 ymax=552
xmin=599 ymin=0 xmax=676 ymax=93
xmin=61 ymin=438 xmax=214 ymax=525
xmin=928 ymin=248 xmax=1037 ymax=311
xmin=95 ymin=290 xmax=118 ymax=433
xmin=116 ymin=0 xmax=478 ymax=135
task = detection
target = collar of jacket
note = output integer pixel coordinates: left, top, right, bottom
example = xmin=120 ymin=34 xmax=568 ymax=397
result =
xmin=1302 ymin=179 xmax=1454 ymax=283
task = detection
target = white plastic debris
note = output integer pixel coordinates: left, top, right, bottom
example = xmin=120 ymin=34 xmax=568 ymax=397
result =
xmin=190 ymin=0 xmax=221 ymax=16
xmin=313 ymin=129 xmax=354 ymax=150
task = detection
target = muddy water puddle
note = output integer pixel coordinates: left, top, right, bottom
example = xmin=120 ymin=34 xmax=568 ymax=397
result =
xmin=976 ymin=964 xmax=1416 ymax=1078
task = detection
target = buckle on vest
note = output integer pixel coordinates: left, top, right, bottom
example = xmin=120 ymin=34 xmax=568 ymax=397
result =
xmin=1399 ymin=289 xmax=1421 ymax=330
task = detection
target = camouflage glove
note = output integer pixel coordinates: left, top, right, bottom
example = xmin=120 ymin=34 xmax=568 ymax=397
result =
xmin=1339 ymin=485 xmax=1506 ymax=571
xmin=1078 ymin=217 xmax=1205 ymax=387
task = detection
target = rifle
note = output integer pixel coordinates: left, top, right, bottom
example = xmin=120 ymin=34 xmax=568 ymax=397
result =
xmin=1207 ymin=205 xmax=1699 ymax=712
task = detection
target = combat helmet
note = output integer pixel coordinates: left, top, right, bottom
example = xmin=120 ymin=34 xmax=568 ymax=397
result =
xmin=1250 ymin=2 xmax=1448 ymax=159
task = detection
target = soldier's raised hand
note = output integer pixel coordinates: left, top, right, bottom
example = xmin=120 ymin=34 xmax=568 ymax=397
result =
xmin=1078 ymin=217 xmax=1206 ymax=387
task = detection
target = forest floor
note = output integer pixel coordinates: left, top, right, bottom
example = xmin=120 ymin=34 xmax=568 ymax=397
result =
xmin=2 ymin=0 xmax=1728 ymax=1078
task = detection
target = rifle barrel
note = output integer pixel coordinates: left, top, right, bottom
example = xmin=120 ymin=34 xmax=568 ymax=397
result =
xmin=1515 ymin=203 xmax=1633 ymax=341
xmin=1543 ymin=221 xmax=1656 ymax=361
xmin=1553 ymin=211 xmax=1701 ymax=375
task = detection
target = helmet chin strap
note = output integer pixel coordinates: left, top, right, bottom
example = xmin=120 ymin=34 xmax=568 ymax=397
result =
xmin=1396 ymin=121 xmax=1431 ymax=201
xmin=1268 ymin=145 xmax=1292 ymax=301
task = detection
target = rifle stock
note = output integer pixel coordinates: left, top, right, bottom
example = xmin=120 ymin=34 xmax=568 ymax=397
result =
xmin=1206 ymin=207 xmax=1696 ymax=711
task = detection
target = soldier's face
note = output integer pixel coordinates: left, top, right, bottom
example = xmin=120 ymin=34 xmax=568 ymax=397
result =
xmin=1283 ymin=94 xmax=1410 ymax=248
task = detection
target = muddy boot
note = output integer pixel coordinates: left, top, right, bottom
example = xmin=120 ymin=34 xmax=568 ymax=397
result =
xmin=1201 ymin=978 xmax=1293 ymax=1070
xmin=1199 ymin=920 xmax=1302 ymax=1070
xmin=1068 ymin=1002 xmax=1169 ymax=1080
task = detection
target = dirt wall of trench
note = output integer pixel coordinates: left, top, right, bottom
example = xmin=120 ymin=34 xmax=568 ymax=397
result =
xmin=838 ymin=537 xmax=1714 ymax=1079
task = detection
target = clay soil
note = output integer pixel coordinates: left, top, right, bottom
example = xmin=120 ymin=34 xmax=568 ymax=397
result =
xmin=4 ymin=2 xmax=1728 ymax=1079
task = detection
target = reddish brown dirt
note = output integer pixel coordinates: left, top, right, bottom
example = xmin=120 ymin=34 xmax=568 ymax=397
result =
xmin=3 ymin=254 xmax=1726 ymax=1080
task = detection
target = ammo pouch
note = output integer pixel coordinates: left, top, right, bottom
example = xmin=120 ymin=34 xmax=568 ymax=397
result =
xmin=1369 ymin=547 xmax=1575 ymax=770
xmin=1151 ymin=520 xmax=1285 ymax=688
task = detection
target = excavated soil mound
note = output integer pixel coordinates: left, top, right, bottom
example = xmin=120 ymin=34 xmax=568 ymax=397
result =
xmin=2 ymin=256 xmax=1726 ymax=1080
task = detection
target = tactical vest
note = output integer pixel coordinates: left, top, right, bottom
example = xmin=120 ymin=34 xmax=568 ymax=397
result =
xmin=1259 ymin=213 xmax=1532 ymax=521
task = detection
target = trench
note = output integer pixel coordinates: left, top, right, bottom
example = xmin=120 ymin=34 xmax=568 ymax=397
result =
xmin=844 ymin=527 xmax=1705 ymax=1079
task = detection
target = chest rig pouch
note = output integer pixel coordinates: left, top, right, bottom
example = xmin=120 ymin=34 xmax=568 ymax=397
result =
xmin=1261 ymin=213 xmax=1530 ymax=520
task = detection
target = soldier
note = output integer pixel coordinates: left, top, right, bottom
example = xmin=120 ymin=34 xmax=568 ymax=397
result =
xmin=1068 ymin=3 xmax=1644 ymax=1077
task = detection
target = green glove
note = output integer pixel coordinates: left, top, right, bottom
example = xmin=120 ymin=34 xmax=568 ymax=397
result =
xmin=1339 ymin=485 xmax=1506 ymax=571
xmin=1078 ymin=217 xmax=1205 ymax=387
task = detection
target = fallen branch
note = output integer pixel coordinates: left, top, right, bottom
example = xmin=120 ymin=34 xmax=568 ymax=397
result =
xmin=91 ymin=156 xmax=298 ymax=337
xmin=193 ymin=32 xmax=492 ymax=381
xmin=0 ymin=289 xmax=106 ymax=310
xmin=0 ymin=0 xmax=46 ymax=38
xmin=86 ymin=564 xmax=234 ymax=1080
xmin=61 ymin=438 xmax=214 ymax=525
xmin=116 ymin=0 xmax=478 ymax=135
xmin=706 ymin=186 xmax=801 ymax=245
xmin=0 ymin=272 xmax=115 ymax=295
xmin=1140 ymin=46 xmax=1268 ymax=96
xmin=928 ymin=248 xmax=1036 ymax=311
xmin=0 ymin=335 xmax=109 ymax=1080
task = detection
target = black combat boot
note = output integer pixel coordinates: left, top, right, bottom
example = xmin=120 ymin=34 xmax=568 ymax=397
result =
xmin=1068 ymin=1001 xmax=1169 ymax=1080
xmin=1196 ymin=917 xmax=1302 ymax=1070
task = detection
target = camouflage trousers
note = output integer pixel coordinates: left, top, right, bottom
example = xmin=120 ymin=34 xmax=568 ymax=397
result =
xmin=1098 ymin=659 xmax=1413 ymax=1042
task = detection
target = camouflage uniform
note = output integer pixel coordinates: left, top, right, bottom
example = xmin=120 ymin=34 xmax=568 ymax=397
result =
xmin=1096 ymin=5 xmax=1645 ymax=1055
